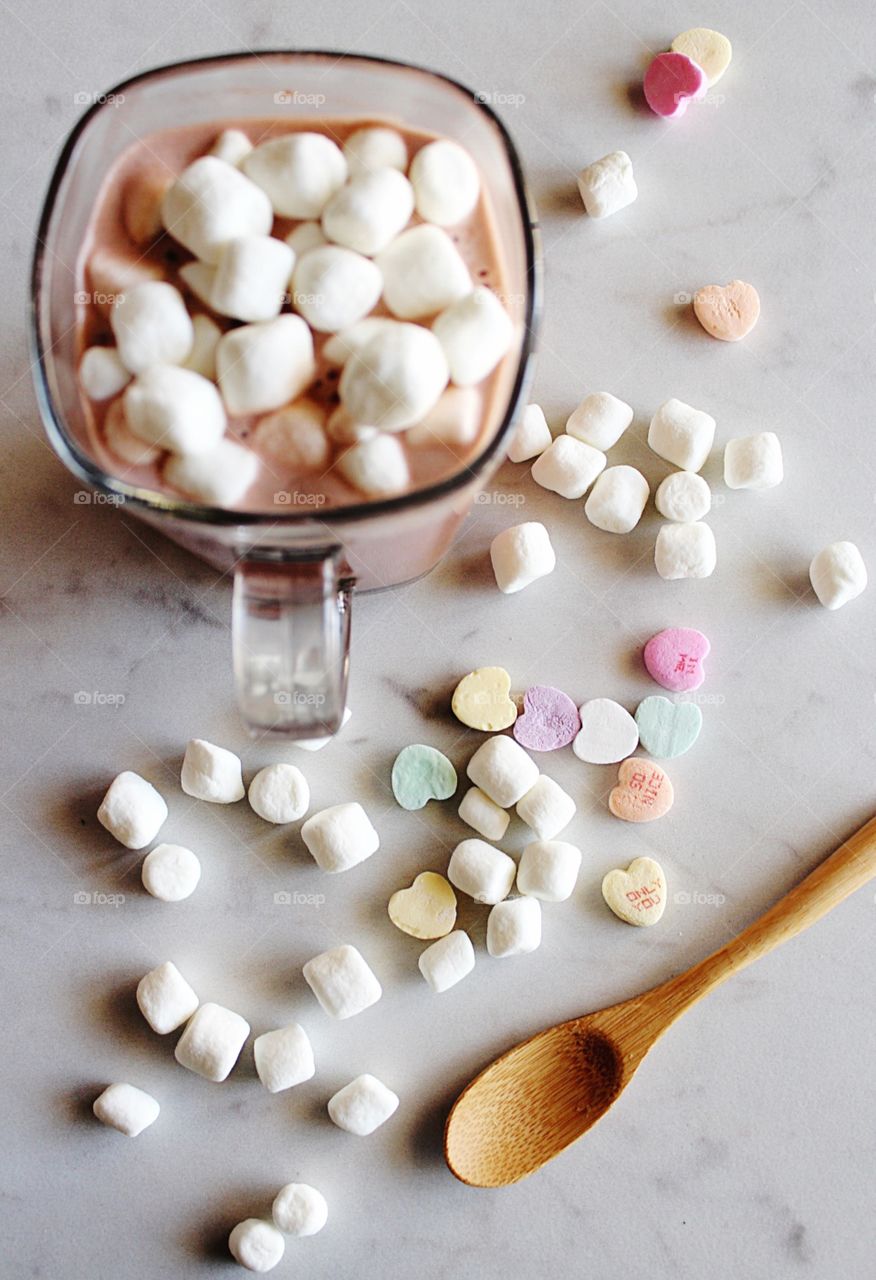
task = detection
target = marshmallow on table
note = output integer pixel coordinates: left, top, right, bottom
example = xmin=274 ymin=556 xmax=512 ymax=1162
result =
xmin=254 ymin=400 xmax=330 ymax=473
xmin=584 ymin=466 xmax=650 ymax=533
xmin=228 ymin=1220 xmax=285 ymax=1273
xmin=210 ymin=128 xmax=253 ymax=167
xmin=210 ymin=236 xmax=294 ymax=322
xmin=141 ymin=843 xmax=201 ymax=901
xmin=181 ymin=739 xmax=245 ymax=803
xmin=724 ymin=432 xmax=783 ymax=490
xmin=508 ymin=404 xmax=551 ymax=462
xmin=577 ymin=151 xmax=637 ymax=219
xmin=467 ymin=734 xmax=539 ymax=807
xmin=328 ymin=1074 xmax=399 ymax=1135
xmin=217 ymin=315 xmax=315 ymax=416
xmin=418 ymin=930 xmax=476 ymax=992
xmin=285 ymin=220 xmax=327 ymax=257
xmin=321 ymin=168 xmax=415 ymax=255
xmin=292 ymin=245 xmax=383 ymax=333
xmin=301 ymin=802 xmax=379 ymax=872
xmin=655 ymin=471 xmax=711 ymax=522
xmin=573 ymin=698 xmax=639 ymax=764
xmin=648 ymin=398 xmax=715 ymax=472
xmin=254 ymin=1023 xmax=315 ymax=1092
xmin=303 ymin=944 xmax=382 ymax=1019
xmin=137 ymin=961 xmax=199 ymax=1034
xmin=164 ymin=438 xmax=260 ymax=507
xmin=87 ymin=248 xmax=163 ymax=315
xmin=183 ymin=314 xmax=222 ymax=380
xmin=531 ymin=435 xmax=606 ymax=499
xmin=406 ymin=386 xmax=480 ymax=450
xmin=272 ymin=1184 xmax=328 ymax=1237
xmin=93 ymin=1083 xmax=160 ymax=1137
xmin=490 ymin=521 xmax=556 ymax=593
xmin=122 ymin=169 xmax=171 ymax=247
xmin=110 ymin=282 xmax=193 ymax=375
xmin=517 ymin=840 xmax=582 ymax=902
xmin=97 ymin=771 xmax=167 ymax=849
xmin=124 ymin=365 xmax=226 ymax=455
xmin=516 ymin=775 xmax=576 ymax=840
xmin=79 ymin=346 xmax=131 ymax=400
xmin=447 ymin=839 xmax=516 ymax=904
xmin=432 ymin=288 xmax=513 ymax=386
xmin=376 ymin=224 xmax=472 ymax=319
xmin=810 ymin=541 xmax=868 ymax=610
xmin=248 ymin=764 xmax=310 ymax=824
xmin=487 ymin=896 xmax=542 ymax=957
xmin=104 ymin=400 xmax=161 ymax=466
xmin=161 ymin=156 xmax=273 ymax=263
xmin=458 ymin=786 xmax=510 ymax=842
xmin=294 ymin=705 xmax=352 ymax=751
xmin=409 ymin=139 xmax=480 ymax=226
xmin=566 ymin=392 xmax=633 ymax=450
xmin=339 ymin=323 xmax=448 ymax=430
xmin=343 ymin=126 xmax=408 ymax=176
xmin=655 ymin=522 xmax=717 ymax=579
xmin=174 ymin=1002 xmax=250 ymax=1082
xmin=242 ymin=133 xmax=347 ymax=218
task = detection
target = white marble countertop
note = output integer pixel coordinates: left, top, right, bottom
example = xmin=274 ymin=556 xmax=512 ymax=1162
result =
xmin=3 ymin=2 xmax=875 ymax=1276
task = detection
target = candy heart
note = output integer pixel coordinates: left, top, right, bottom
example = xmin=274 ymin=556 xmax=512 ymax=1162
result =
xmin=602 ymin=856 xmax=667 ymax=926
xmin=693 ymin=280 xmax=760 ymax=342
xmin=671 ymin=27 xmax=732 ymax=86
xmin=391 ymin=744 xmax=457 ymax=810
xmin=513 ymin=685 xmax=581 ymax=752
xmin=635 ymin=696 xmax=702 ymax=758
xmin=643 ymin=51 xmax=707 ymax=118
xmin=572 ymin=698 xmax=639 ymax=765
xmin=609 ymin=758 xmax=674 ymax=823
xmin=388 ymin=872 xmax=457 ymax=939
xmin=451 ymin=666 xmax=517 ymax=732
xmin=643 ymin=627 xmax=710 ymax=693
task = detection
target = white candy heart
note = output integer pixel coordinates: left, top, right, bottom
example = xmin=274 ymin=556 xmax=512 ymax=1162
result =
xmin=572 ymin=698 xmax=639 ymax=764
xmin=601 ymin=856 xmax=667 ymax=927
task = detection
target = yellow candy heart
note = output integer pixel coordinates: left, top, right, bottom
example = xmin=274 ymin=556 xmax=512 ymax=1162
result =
xmin=602 ymin=856 xmax=667 ymax=927
xmin=670 ymin=27 xmax=732 ymax=86
xmin=451 ymin=667 xmax=517 ymax=732
xmin=388 ymin=872 xmax=457 ymax=939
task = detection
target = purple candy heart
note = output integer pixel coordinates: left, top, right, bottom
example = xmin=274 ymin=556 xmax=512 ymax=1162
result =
xmin=513 ymin=685 xmax=581 ymax=752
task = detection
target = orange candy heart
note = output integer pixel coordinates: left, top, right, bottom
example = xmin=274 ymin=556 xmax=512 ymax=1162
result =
xmin=609 ymin=758 xmax=674 ymax=822
xmin=693 ymin=280 xmax=760 ymax=342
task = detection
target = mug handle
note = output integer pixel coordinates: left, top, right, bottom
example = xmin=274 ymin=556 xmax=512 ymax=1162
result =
xmin=232 ymin=548 xmax=352 ymax=736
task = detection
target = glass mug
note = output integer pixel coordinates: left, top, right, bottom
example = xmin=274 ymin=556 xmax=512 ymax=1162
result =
xmin=31 ymin=52 xmax=540 ymax=738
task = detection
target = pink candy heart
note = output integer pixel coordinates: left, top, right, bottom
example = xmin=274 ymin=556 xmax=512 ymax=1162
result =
xmin=643 ymin=52 xmax=707 ymax=119
xmin=643 ymin=627 xmax=710 ymax=693
xmin=513 ymin=685 xmax=581 ymax=752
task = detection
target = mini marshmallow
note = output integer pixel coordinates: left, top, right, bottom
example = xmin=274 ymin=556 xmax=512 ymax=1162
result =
xmin=486 ymin=896 xmax=542 ymax=958
xmin=447 ymin=839 xmax=516 ymax=904
xmin=293 ymin=705 xmax=352 ymax=751
xmin=566 ymin=391 xmax=633 ymax=450
xmin=242 ymin=133 xmax=347 ymax=218
xmin=300 ymin=802 xmax=379 ymax=872
xmin=418 ymin=930 xmax=476 ymax=993
xmin=181 ymin=739 xmax=245 ymax=803
xmin=648 ymin=398 xmax=716 ymax=472
xmin=322 ymin=316 xmax=397 ymax=366
xmin=183 ymin=314 xmax=222 ymax=380
xmin=210 ymin=236 xmax=294 ymax=322
xmin=326 ymin=406 xmax=378 ymax=446
xmin=377 ymin=225 xmax=472 ymax=320
xmin=339 ymin=323 xmax=448 ymax=431
xmin=110 ymin=282 xmax=193 ymax=375
xmin=228 ymin=1220 xmax=285 ymax=1273
xmin=577 ymin=151 xmax=637 ymax=219
xmin=254 ymin=400 xmax=330 ymax=472
xmin=97 ymin=771 xmax=167 ymax=849
xmin=164 ymin=438 xmax=260 ymax=507
xmin=217 ymin=316 xmax=316 ymax=416
xmin=93 ymin=1083 xmax=160 ymax=1137
xmin=79 ymin=346 xmax=131 ymax=400
xmin=517 ymin=840 xmax=582 ymax=902
xmin=531 ymin=435 xmax=606 ymax=499
xmin=322 ymin=167 xmax=414 ymax=255
xmin=490 ymin=521 xmax=556 ymax=593
xmin=724 ymin=432 xmax=784 ymax=490
xmin=516 ymin=775 xmax=576 ymax=840
xmin=655 ymin=471 xmax=711 ymax=522
xmin=508 ymin=404 xmax=552 ymax=463
xmin=141 ymin=843 xmax=202 ymax=902
xmin=458 ymin=786 xmax=510 ymax=842
xmin=248 ymin=764 xmax=310 ymax=824
xmin=272 ymin=1184 xmax=328 ymax=1237
xmin=103 ymin=400 xmax=161 ymax=466
xmin=655 ymin=521 xmax=717 ymax=580
xmin=409 ymin=139 xmax=480 ymax=226
xmin=87 ymin=248 xmax=163 ymax=315
xmin=174 ymin=1002 xmax=250 ymax=1082
xmin=302 ymin=944 xmax=382 ymax=1019
xmin=344 ymin=126 xmax=408 ymax=176
xmin=810 ymin=541 xmax=868 ymax=610
xmin=124 ymin=365 xmax=226 ymax=455
xmin=328 ymin=1073 xmax=399 ymax=1135
xmin=254 ymin=1023 xmax=315 ymax=1092
xmin=178 ymin=260 xmax=217 ymax=308
xmin=467 ymin=735 xmax=540 ymax=807
xmin=161 ymin=156 xmax=273 ymax=263
xmin=285 ymin=220 xmax=327 ymax=256
xmin=405 ymin=386 xmax=481 ymax=450
xmin=292 ymin=245 xmax=383 ymax=333
xmin=584 ymin=466 xmax=650 ymax=533
xmin=122 ymin=169 xmax=171 ymax=246
xmin=432 ymin=288 xmax=513 ymax=386
xmin=136 ymin=961 xmax=199 ymax=1034
xmin=210 ymin=128 xmax=253 ymax=167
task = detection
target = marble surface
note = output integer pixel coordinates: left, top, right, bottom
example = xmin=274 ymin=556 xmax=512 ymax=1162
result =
xmin=2 ymin=2 xmax=875 ymax=1276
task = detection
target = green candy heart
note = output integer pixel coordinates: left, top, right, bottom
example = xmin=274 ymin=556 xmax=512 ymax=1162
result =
xmin=635 ymin=696 xmax=702 ymax=759
xmin=391 ymin=744 xmax=458 ymax=810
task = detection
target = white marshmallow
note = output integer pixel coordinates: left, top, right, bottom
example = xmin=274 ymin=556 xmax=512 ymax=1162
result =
xmin=79 ymin=346 xmax=131 ymax=400
xmin=210 ymin=128 xmax=253 ymax=167
xmin=210 ymin=236 xmax=294 ymax=322
xmin=228 ymin=1220 xmax=285 ymax=1273
xmin=293 ymin=706 xmax=352 ymax=751
xmin=302 ymin=944 xmax=382 ymax=1019
xmin=724 ymin=432 xmax=783 ymax=490
xmin=322 ymin=317 xmax=397 ymax=366
xmin=254 ymin=1023 xmax=315 ymax=1092
xmin=183 ymin=314 xmax=222 ymax=380
xmin=648 ymin=398 xmax=716 ymax=472
xmin=517 ymin=840 xmax=582 ymax=902
xmin=577 ymin=150 xmax=637 ymax=219
xmin=87 ymin=248 xmax=162 ymax=314
xmin=181 ymin=738 xmax=245 ymax=803
xmin=285 ymin=220 xmax=327 ymax=257
xmin=161 ymin=156 xmax=273 ymax=263
xmin=458 ymin=786 xmax=510 ymax=841
xmin=467 ymin=735 xmax=540 ymax=807
xmin=573 ymin=698 xmax=639 ymax=764
xmin=326 ymin=406 xmax=378 ymax=446
xmin=339 ymin=323 xmax=448 ymax=431
xmin=242 ymin=134 xmax=347 ymax=218
xmin=300 ymin=802 xmax=379 ymax=872
xmin=418 ymin=930 xmax=476 ymax=993
xmin=655 ymin=521 xmax=717 ymax=579
xmin=248 ymin=764 xmax=310 ymax=824
xmin=584 ymin=466 xmax=649 ymax=533
xmin=337 ymin=434 xmax=410 ymax=497
xmin=110 ymin=282 xmax=193 ymax=375
xmin=272 ymin=1184 xmax=328 ymax=1237
xmin=292 ymin=245 xmax=382 ymax=333
xmin=516 ymin=775 xmax=576 ymax=839
xmin=217 ymin=316 xmax=315 ymax=416
xmin=490 ymin=521 xmax=556 ymax=593
xmin=93 ymin=1083 xmax=159 ymax=1137
xmin=175 ymin=1002 xmax=250 ymax=1082
xmin=124 ymin=365 xmax=226 ymax=455
xmin=447 ymin=838 xmax=516 ymax=904
xmin=409 ymin=140 xmax=480 ymax=226
xmin=432 ymin=288 xmax=513 ymax=387
xmin=344 ymin=126 xmax=408 ymax=177
xmin=376 ymin=225 xmax=472 ymax=319
xmin=508 ymin=404 xmax=552 ymax=463
xmin=97 ymin=771 xmax=167 ymax=849
xmin=405 ymin=386 xmax=480 ymax=450
xmin=164 ymin=438 xmax=259 ymax=507
xmin=328 ymin=1074 xmax=399 ymax=1135
xmin=141 ymin=843 xmax=201 ymax=902
xmin=254 ymin=400 xmax=330 ymax=472
xmin=566 ymin=391 xmax=633 ymax=450
xmin=122 ymin=169 xmax=171 ymax=247
xmin=322 ymin=168 xmax=414 ymax=256
xmin=103 ymin=400 xmax=161 ymax=466
xmin=486 ymin=896 xmax=542 ymax=957
xmin=531 ymin=435 xmax=606 ymax=499
xmin=810 ymin=541 xmax=868 ymax=610
xmin=178 ymin=260 xmax=217 ymax=309
xmin=655 ymin=471 xmax=711 ymax=522
xmin=136 ymin=961 xmax=199 ymax=1034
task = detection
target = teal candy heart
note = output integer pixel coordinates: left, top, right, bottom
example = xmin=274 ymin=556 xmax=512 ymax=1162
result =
xmin=635 ymin=696 xmax=702 ymax=759
xmin=391 ymin=744 xmax=458 ymax=810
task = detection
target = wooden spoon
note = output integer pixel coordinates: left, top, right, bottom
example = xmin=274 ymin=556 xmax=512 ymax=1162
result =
xmin=445 ymin=813 xmax=876 ymax=1187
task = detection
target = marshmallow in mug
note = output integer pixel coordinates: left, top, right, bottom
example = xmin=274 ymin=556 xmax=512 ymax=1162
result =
xmin=584 ymin=466 xmax=650 ymax=533
xmin=93 ymin=1083 xmax=160 ymax=1137
xmin=531 ymin=435 xmax=606 ymax=499
xmin=124 ymin=365 xmax=226 ymax=456
xmin=321 ymin=167 xmax=415 ymax=255
xmin=161 ymin=155 xmax=273 ymax=263
xmin=654 ymin=522 xmax=717 ymax=580
xmin=165 ymin=438 xmax=260 ymax=507
xmin=490 ymin=522 xmax=556 ymax=593
xmin=406 ymin=386 xmax=481 ymax=450
xmin=209 ymin=127 xmax=253 ymax=167
xmin=180 ymin=739 xmax=245 ymax=803
xmin=343 ymin=126 xmax=408 ymax=176
xmin=432 ymin=287 xmax=513 ymax=386
xmin=122 ymin=168 xmax=171 ymax=247
xmin=136 ymin=960 xmax=199 ymax=1034
xmin=210 ymin=235 xmax=294 ymax=323
xmin=376 ymin=224 xmax=472 ymax=319
xmin=217 ymin=315 xmax=315 ymax=416
xmin=178 ymin=259 xmax=217 ymax=308
xmin=104 ymin=400 xmax=161 ymax=467
xmin=508 ymin=404 xmax=552 ymax=463
xmin=285 ymin=220 xmax=327 ymax=257
xmin=409 ymin=139 xmax=480 ymax=226
xmin=254 ymin=400 xmax=331 ymax=473
xmin=87 ymin=247 xmax=163 ymax=316
xmin=174 ymin=1002 xmax=251 ymax=1082
xmin=292 ymin=245 xmax=383 ymax=333
xmin=242 ymin=133 xmax=348 ymax=218
xmin=339 ymin=323 xmax=448 ymax=430
xmin=648 ymin=398 xmax=715 ymax=472
xmin=302 ymin=944 xmax=382 ymax=1019
xmin=418 ymin=930 xmax=476 ymax=993
xmin=110 ymin=281 xmax=193 ymax=375
xmin=447 ymin=839 xmax=516 ymax=904
xmin=97 ymin=770 xmax=167 ymax=849
xmin=79 ymin=346 xmax=131 ymax=400
xmin=337 ymin=434 xmax=411 ymax=497
xmin=322 ymin=316 xmax=398 ymax=366
xmin=328 ymin=1073 xmax=399 ymax=1135
xmin=566 ymin=391 xmax=633 ymax=451
xmin=183 ymin=314 xmax=222 ymax=381
xmin=486 ymin=896 xmax=542 ymax=958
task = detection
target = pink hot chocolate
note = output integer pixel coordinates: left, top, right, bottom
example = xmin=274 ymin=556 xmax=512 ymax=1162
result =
xmin=643 ymin=627 xmax=710 ymax=693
